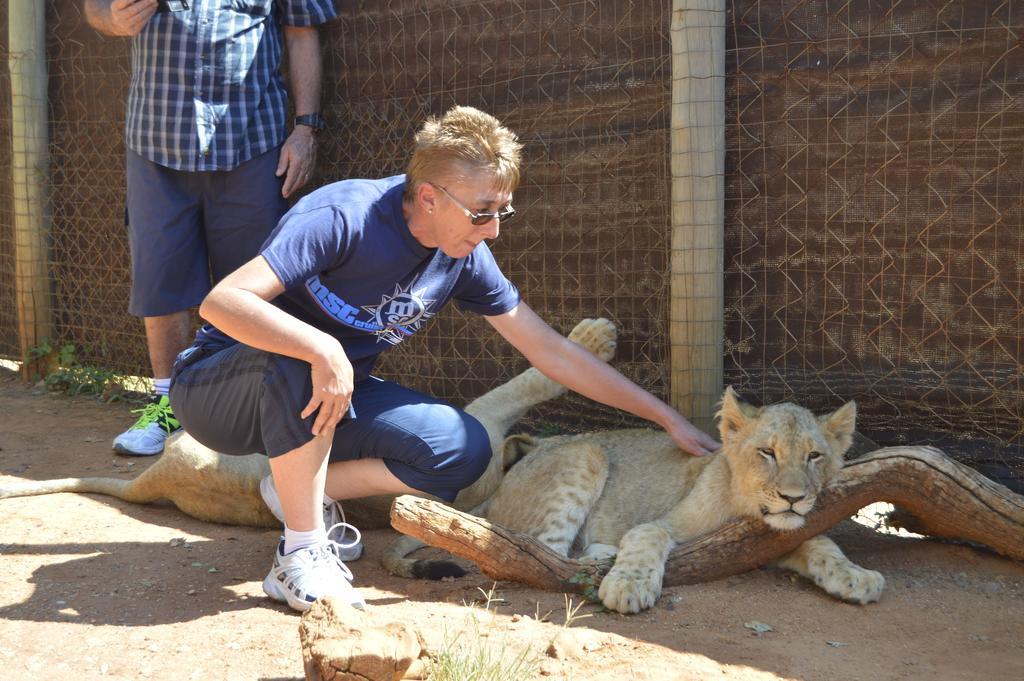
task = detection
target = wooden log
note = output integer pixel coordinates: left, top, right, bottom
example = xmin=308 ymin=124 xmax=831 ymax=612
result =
xmin=391 ymin=494 xmax=604 ymax=594
xmin=390 ymin=446 xmax=1024 ymax=595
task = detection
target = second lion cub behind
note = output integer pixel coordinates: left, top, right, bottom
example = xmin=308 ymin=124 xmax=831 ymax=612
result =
xmin=477 ymin=386 xmax=884 ymax=613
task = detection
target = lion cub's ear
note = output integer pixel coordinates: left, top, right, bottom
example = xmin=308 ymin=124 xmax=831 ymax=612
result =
xmin=818 ymin=401 xmax=857 ymax=456
xmin=717 ymin=386 xmax=761 ymax=442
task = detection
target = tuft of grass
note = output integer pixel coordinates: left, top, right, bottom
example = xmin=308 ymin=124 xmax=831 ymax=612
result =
xmin=534 ymin=600 xmax=554 ymax=624
xmin=469 ymin=583 xmax=510 ymax=610
xmin=561 ymin=594 xmax=594 ymax=628
xmin=426 ymin=583 xmax=541 ymax=681
xmin=428 ymin=629 xmax=540 ymax=681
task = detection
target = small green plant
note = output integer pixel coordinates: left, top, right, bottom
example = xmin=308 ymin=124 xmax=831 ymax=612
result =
xmin=26 ymin=340 xmax=134 ymax=402
xmin=26 ymin=337 xmax=54 ymax=362
xmin=567 ymin=570 xmax=603 ymax=604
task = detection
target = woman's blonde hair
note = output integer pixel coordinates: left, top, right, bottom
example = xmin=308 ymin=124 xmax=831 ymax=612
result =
xmin=404 ymin=106 xmax=523 ymax=200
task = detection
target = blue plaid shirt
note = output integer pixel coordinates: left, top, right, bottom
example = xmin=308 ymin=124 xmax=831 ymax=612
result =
xmin=127 ymin=0 xmax=338 ymax=172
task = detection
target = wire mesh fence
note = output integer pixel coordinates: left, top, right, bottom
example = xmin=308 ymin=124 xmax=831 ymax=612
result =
xmin=723 ymin=0 xmax=1024 ymax=489
xmin=0 ymin=0 xmax=1021 ymax=490
xmin=324 ymin=0 xmax=675 ymax=432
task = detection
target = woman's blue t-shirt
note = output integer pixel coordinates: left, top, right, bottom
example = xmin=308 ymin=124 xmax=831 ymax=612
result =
xmin=195 ymin=175 xmax=520 ymax=381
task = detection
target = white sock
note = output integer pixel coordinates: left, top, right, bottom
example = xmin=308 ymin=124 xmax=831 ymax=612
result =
xmin=153 ymin=378 xmax=171 ymax=397
xmin=284 ymin=525 xmax=326 ymax=554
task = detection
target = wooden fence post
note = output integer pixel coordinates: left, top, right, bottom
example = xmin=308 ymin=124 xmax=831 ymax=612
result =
xmin=9 ymin=0 xmax=52 ymax=379
xmin=669 ymin=0 xmax=725 ymax=432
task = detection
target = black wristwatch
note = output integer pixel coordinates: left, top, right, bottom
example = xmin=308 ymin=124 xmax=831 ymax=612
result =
xmin=294 ymin=113 xmax=327 ymax=134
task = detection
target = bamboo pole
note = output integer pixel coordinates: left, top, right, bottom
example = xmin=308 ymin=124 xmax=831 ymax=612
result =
xmin=669 ymin=0 xmax=725 ymax=432
xmin=9 ymin=0 xmax=52 ymax=379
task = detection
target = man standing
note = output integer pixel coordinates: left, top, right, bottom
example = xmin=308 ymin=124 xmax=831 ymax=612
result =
xmin=84 ymin=0 xmax=337 ymax=455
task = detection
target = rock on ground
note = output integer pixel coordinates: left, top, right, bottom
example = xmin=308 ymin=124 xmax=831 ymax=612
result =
xmin=299 ymin=598 xmax=427 ymax=681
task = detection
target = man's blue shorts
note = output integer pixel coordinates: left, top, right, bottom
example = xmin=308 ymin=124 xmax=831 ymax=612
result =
xmin=125 ymin=147 xmax=288 ymax=317
xmin=168 ymin=343 xmax=492 ymax=503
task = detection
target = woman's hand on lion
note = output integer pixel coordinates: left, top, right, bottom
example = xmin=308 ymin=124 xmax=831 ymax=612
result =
xmin=664 ymin=415 xmax=720 ymax=457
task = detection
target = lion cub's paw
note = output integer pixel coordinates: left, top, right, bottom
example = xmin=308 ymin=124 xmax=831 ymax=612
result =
xmin=579 ymin=543 xmax=618 ymax=563
xmin=816 ymin=563 xmax=885 ymax=604
xmin=568 ymin=318 xmax=617 ymax=362
xmin=598 ymin=564 xmax=662 ymax=614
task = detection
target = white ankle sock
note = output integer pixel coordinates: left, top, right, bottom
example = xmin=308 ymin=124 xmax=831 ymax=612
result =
xmin=153 ymin=378 xmax=171 ymax=397
xmin=284 ymin=526 xmax=326 ymax=554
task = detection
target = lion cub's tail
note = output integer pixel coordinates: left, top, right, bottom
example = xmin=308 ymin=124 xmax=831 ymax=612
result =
xmin=0 ymin=476 xmax=156 ymax=503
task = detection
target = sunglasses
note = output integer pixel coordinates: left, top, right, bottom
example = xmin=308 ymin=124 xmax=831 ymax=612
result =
xmin=431 ymin=183 xmax=516 ymax=226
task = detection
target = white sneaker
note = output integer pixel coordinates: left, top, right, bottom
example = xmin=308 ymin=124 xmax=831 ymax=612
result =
xmin=112 ymin=395 xmax=181 ymax=456
xmin=262 ymin=538 xmax=366 ymax=613
xmin=259 ymin=475 xmax=364 ymax=562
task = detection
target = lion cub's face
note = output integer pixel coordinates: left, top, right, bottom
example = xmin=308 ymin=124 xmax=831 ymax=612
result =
xmin=718 ymin=387 xmax=856 ymax=531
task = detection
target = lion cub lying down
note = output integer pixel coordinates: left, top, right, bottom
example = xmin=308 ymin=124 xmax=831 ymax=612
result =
xmin=477 ymin=386 xmax=885 ymax=613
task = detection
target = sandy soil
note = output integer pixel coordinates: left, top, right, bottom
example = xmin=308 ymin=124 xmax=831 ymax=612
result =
xmin=1 ymin=370 xmax=1022 ymax=681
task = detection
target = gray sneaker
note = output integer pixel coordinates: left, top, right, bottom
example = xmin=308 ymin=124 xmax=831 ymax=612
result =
xmin=112 ymin=394 xmax=181 ymax=456
xmin=258 ymin=475 xmax=364 ymax=562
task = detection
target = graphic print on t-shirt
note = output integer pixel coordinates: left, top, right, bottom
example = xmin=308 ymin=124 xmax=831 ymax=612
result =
xmin=362 ymin=283 xmax=438 ymax=345
xmin=305 ymin=275 xmax=438 ymax=346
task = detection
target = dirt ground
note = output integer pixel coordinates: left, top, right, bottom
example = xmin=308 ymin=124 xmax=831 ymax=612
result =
xmin=1 ymin=370 xmax=1023 ymax=681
